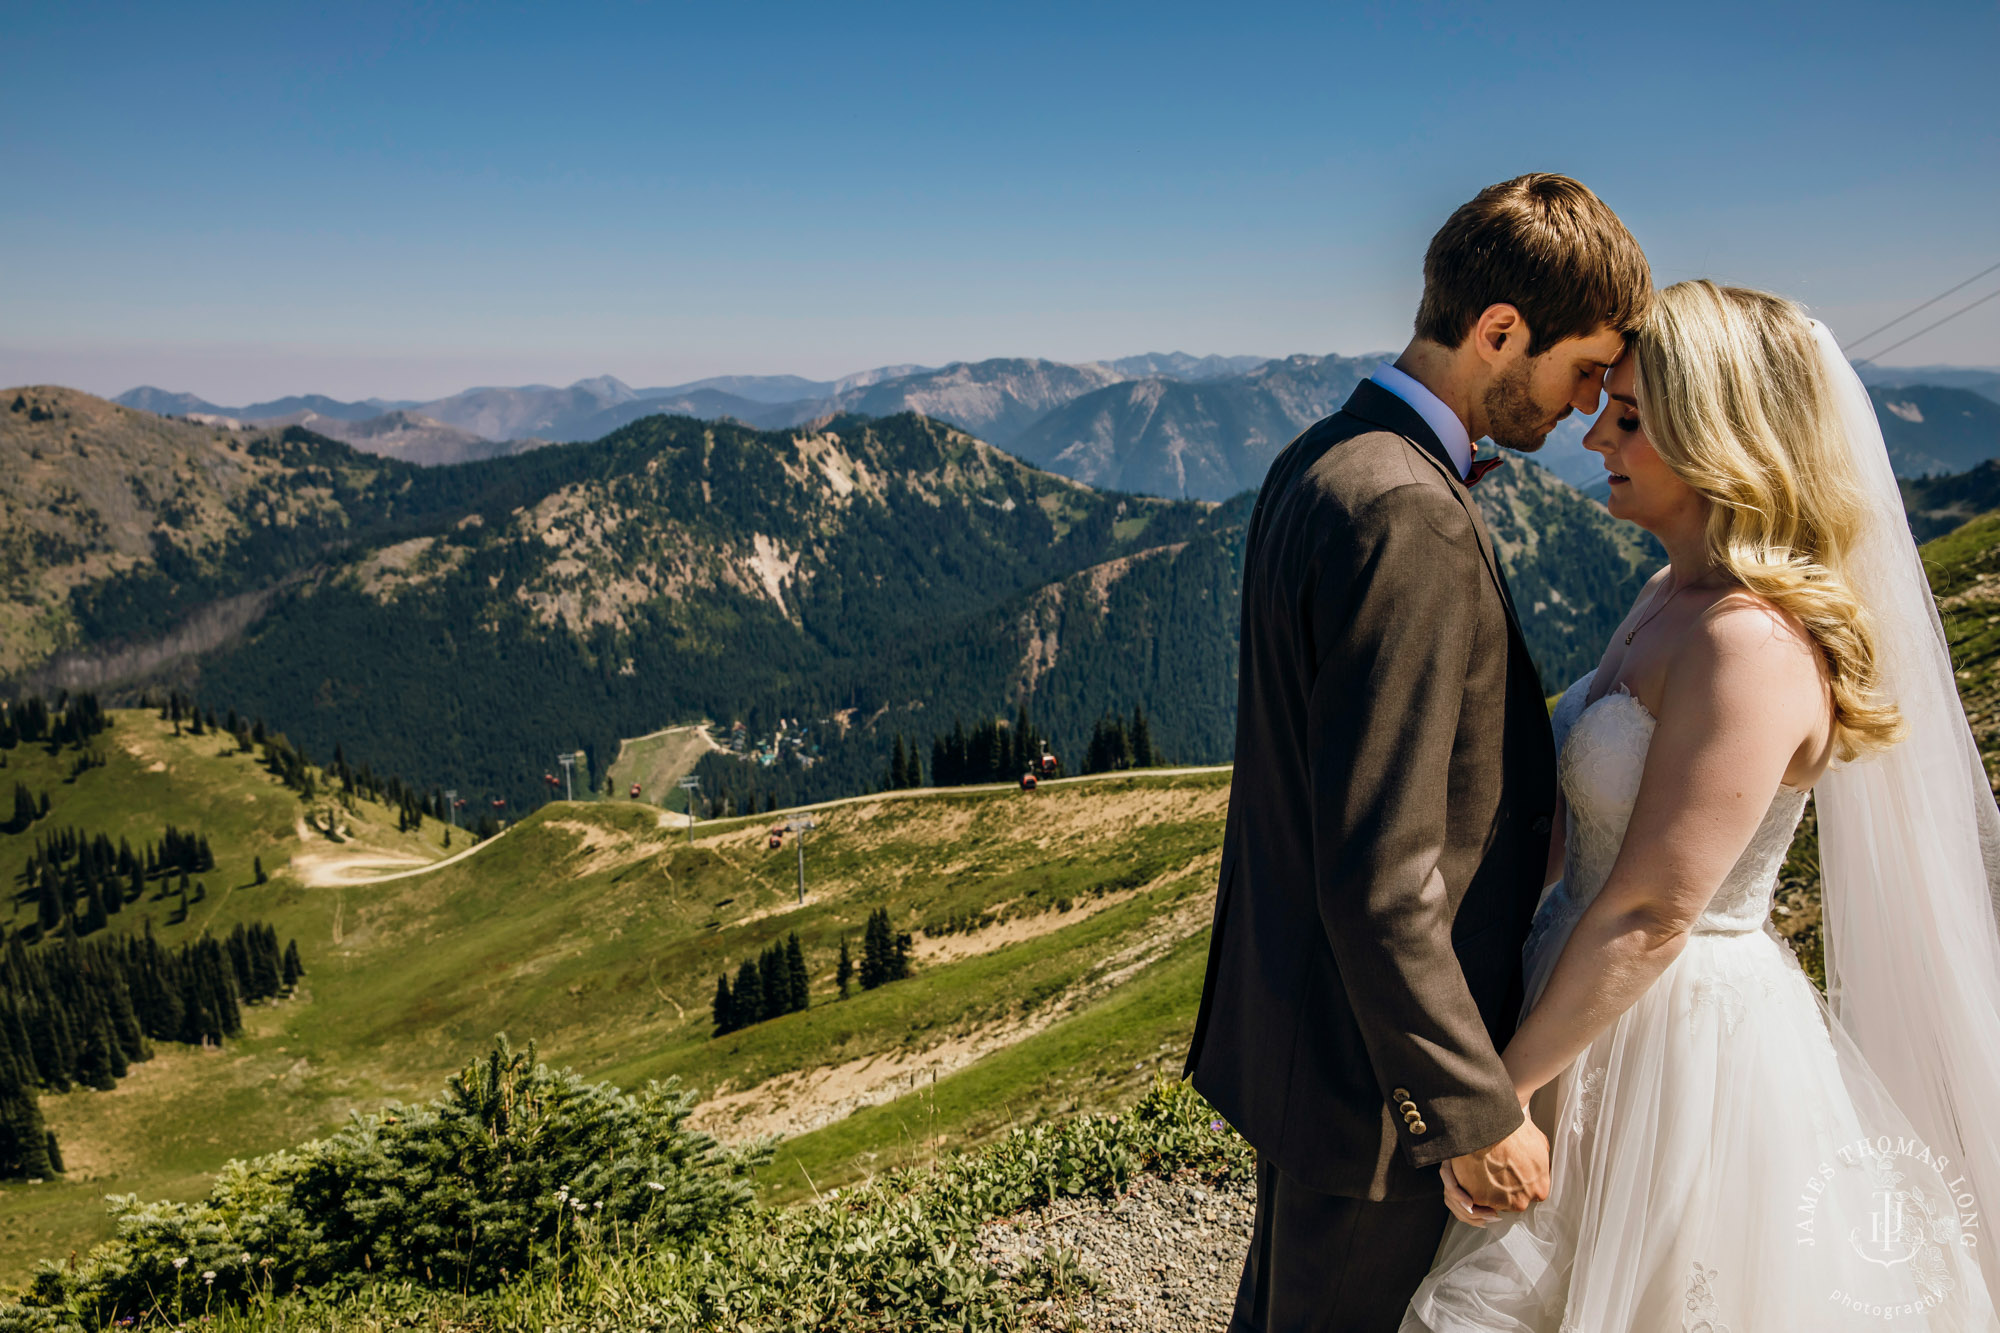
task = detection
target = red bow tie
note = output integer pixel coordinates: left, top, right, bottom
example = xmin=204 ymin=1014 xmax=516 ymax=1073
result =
xmin=1465 ymin=455 xmax=1506 ymax=487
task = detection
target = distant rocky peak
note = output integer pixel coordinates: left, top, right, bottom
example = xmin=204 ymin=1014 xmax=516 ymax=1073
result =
xmin=568 ymin=375 xmax=637 ymax=403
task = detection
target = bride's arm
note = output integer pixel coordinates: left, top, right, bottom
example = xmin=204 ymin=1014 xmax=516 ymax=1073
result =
xmin=1500 ymin=603 xmax=1822 ymax=1103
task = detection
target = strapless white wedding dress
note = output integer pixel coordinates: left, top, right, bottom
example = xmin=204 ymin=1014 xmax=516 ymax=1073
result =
xmin=1403 ymin=670 xmax=1998 ymax=1332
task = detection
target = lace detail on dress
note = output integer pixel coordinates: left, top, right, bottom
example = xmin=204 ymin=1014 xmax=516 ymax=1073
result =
xmin=1569 ymin=1065 xmax=1605 ymax=1137
xmin=1688 ymin=976 xmax=1747 ymax=1035
xmin=1547 ymin=670 xmax=1808 ymax=945
xmin=1683 ymin=1262 xmax=1732 ymax=1333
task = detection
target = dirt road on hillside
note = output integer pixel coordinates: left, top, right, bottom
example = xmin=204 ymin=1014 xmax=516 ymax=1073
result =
xmin=294 ymin=764 xmax=1232 ymax=888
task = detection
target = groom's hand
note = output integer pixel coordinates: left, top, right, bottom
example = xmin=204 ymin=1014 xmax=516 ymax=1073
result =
xmin=1445 ymin=1116 xmax=1550 ymax=1213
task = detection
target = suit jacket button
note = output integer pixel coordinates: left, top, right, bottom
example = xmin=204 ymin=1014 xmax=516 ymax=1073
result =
xmin=1409 ymin=1120 xmax=1428 ymax=1135
xmin=1399 ymin=1101 xmax=1420 ymax=1116
xmin=1531 ymin=815 xmax=1553 ymax=835
xmin=1391 ymin=1087 xmax=1411 ymax=1102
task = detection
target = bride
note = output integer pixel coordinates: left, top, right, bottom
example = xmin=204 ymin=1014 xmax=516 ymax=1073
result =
xmin=1403 ymin=281 xmax=2000 ymax=1331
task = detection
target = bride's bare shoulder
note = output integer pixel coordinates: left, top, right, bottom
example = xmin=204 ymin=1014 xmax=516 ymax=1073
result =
xmin=1673 ymin=588 xmax=1827 ymax=705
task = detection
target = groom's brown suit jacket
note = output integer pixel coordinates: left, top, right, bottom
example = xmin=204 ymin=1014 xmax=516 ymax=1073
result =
xmin=1185 ymin=379 xmax=1558 ymax=1201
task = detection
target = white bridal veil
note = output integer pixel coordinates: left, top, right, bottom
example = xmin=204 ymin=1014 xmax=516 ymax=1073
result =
xmin=1811 ymin=319 xmax=2000 ymax=1295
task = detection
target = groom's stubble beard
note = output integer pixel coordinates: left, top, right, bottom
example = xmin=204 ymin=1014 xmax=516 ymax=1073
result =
xmin=1482 ymin=356 xmax=1565 ymax=454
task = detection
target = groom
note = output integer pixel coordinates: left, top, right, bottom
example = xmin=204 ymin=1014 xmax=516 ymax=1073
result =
xmin=1186 ymin=174 xmax=1652 ymax=1331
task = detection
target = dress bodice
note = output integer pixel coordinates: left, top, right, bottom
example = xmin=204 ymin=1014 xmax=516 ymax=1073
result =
xmin=1537 ymin=669 xmax=1808 ymax=949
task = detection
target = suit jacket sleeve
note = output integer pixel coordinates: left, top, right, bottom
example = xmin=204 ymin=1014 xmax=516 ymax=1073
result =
xmin=1306 ymin=477 xmax=1524 ymax=1169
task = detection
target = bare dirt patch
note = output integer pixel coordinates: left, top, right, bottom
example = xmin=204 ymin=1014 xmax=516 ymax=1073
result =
xmin=694 ymin=852 xmax=1219 ymax=1143
xmin=690 ymin=1013 xmax=1055 ymax=1141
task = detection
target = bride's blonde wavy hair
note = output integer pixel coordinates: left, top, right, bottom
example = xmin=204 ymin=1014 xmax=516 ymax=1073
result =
xmin=1631 ymin=279 xmax=1904 ymax=760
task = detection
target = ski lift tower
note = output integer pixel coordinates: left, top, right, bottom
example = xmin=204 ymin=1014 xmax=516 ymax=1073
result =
xmin=784 ymin=815 xmax=818 ymax=903
xmin=678 ymin=774 xmax=702 ymax=844
xmin=444 ymin=790 xmax=457 ymax=829
xmin=556 ymin=752 xmax=576 ymax=803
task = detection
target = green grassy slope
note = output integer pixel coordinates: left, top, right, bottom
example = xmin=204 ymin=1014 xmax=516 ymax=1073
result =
xmin=0 ymin=709 xmax=467 ymax=1279
xmin=1922 ymin=510 xmax=2000 ymax=790
xmin=0 ymin=711 xmax=1229 ymax=1287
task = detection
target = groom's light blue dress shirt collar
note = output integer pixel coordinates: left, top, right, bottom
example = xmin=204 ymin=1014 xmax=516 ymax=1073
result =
xmin=1369 ymin=362 xmax=1474 ymax=482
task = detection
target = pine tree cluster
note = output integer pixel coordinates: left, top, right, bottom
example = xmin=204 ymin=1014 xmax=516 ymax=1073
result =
xmin=710 ymin=932 xmax=809 ymax=1036
xmin=4 ymin=782 xmax=48 ymax=835
xmin=224 ymin=922 xmax=301 ymax=1003
xmin=1082 ymin=705 xmax=1160 ymax=774
xmin=858 ymin=908 xmax=912 ymax=990
xmin=923 ymin=706 xmax=1052 ymax=789
xmin=0 ymin=691 xmax=109 ymax=753
xmin=157 ymin=689 xmax=229 ymax=744
xmin=17 ymin=824 xmax=217 ymax=941
xmin=884 ymin=733 xmax=923 ymax=789
xmin=0 ymin=921 xmax=304 ymax=1178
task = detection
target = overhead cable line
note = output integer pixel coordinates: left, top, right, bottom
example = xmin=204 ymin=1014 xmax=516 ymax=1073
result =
xmin=1843 ymin=258 xmax=2000 ymax=355
xmin=1852 ymin=286 xmax=2000 ymax=365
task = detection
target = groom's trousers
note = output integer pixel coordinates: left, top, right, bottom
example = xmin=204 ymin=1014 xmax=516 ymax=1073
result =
xmin=1230 ymin=1154 xmax=1448 ymax=1333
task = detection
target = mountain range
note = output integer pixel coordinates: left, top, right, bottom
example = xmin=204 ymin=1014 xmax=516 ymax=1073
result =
xmin=118 ymin=353 xmax=2000 ymax=504
xmin=5 ymin=385 xmax=1659 ymax=812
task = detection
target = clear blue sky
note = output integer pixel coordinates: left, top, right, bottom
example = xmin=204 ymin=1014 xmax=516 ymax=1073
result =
xmin=4 ymin=0 xmax=1996 ymax=403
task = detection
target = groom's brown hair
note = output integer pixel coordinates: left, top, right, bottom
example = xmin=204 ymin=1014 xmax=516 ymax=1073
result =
xmin=1415 ymin=173 xmax=1652 ymax=356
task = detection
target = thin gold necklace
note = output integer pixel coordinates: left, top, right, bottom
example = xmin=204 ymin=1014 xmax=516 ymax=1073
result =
xmin=1624 ymin=582 xmax=1694 ymax=646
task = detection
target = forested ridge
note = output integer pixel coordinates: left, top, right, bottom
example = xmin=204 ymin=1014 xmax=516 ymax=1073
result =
xmin=9 ymin=391 xmax=1661 ymax=816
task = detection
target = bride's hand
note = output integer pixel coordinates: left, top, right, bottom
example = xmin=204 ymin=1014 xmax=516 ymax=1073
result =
xmin=1440 ymin=1163 xmax=1500 ymax=1227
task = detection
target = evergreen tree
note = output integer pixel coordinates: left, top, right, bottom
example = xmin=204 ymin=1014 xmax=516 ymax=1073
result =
xmin=8 ymin=783 xmax=34 ymax=832
xmin=785 ymin=932 xmax=809 ymax=1013
xmin=44 ymin=1130 xmax=62 ymax=1173
xmin=1131 ymin=705 xmax=1156 ymax=767
xmin=857 ymin=909 xmax=914 ymax=986
xmin=35 ymin=870 xmax=60 ymax=935
xmin=74 ymin=1006 xmax=117 ymax=1091
xmin=81 ymin=883 xmax=107 ymax=935
xmin=860 ymin=910 xmax=882 ymax=989
xmin=758 ymin=947 xmax=787 ymax=1021
xmin=711 ymin=973 xmax=735 ymax=1037
xmin=254 ymin=855 xmax=267 ymax=885
xmin=836 ymin=937 xmax=853 ymax=999
xmin=0 ymin=1031 xmax=53 ymax=1179
xmin=732 ymin=959 xmax=763 ymax=1027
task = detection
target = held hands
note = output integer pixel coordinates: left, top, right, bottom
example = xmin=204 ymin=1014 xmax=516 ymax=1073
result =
xmin=1439 ymin=1111 xmax=1549 ymax=1227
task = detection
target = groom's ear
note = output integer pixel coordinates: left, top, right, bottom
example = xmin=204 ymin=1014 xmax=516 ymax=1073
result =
xmin=1470 ymin=304 xmax=1531 ymax=368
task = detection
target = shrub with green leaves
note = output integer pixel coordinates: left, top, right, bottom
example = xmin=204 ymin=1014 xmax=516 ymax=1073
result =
xmin=17 ymin=1037 xmax=768 ymax=1322
xmin=2 ymin=1063 xmax=1249 ymax=1332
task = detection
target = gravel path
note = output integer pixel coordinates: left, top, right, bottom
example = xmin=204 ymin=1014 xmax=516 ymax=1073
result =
xmin=979 ymin=1170 xmax=1255 ymax=1330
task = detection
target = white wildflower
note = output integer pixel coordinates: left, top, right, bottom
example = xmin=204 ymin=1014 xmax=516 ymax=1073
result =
xmin=172 ymin=1257 xmax=187 ymax=1270
xmin=202 ymin=1271 xmax=216 ymax=1283
xmin=646 ymin=1181 xmax=666 ymax=1192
